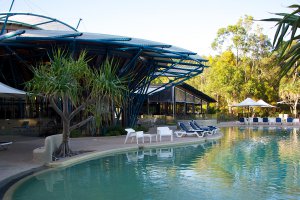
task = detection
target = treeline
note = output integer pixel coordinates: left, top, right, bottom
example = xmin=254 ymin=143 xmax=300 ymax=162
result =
xmin=186 ymin=15 xmax=300 ymax=116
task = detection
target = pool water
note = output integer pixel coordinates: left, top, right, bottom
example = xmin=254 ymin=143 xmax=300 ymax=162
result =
xmin=11 ymin=127 xmax=300 ymax=200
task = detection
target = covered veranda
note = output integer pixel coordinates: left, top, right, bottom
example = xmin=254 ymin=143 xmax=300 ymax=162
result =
xmin=143 ymin=83 xmax=216 ymax=118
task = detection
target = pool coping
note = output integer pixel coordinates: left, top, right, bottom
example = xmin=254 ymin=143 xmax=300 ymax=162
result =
xmin=3 ymin=133 xmax=223 ymax=200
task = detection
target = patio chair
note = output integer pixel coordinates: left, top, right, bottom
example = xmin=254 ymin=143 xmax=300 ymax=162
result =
xmin=286 ymin=117 xmax=293 ymax=125
xmin=248 ymin=117 xmax=254 ymax=125
xmin=124 ymin=128 xmax=145 ymax=144
xmin=124 ymin=128 xmax=157 ymax=144
xmin=293 ymin=118 xmax=300 ymax=125
xmin=178 ymin=122 xmax=205 ymax=137
xmin=268 ymin=118 xmax=276 ymax=125
xmin=157 ymin=127 xmax=173 ymax=142
xmin=0 ymin=141 xmax=12 ymax=150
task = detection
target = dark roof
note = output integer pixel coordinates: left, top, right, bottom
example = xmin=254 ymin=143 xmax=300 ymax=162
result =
xmin=177 ymin=83 xmax=216 ymax=103
xmin=0 ymin=12 xmax=209 ymax=95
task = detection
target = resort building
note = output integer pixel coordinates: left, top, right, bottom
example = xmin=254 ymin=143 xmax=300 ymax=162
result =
xmin=0 ymin=13 xmax=209 ymax=128
xmin=142 ymin=83 xmax=216 ymax=117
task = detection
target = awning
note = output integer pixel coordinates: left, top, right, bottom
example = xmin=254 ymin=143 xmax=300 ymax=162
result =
xmin=0 ymin=82 xmax=26 ymax=98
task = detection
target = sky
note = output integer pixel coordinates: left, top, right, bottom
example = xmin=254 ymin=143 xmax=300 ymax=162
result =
xmin=1 ymin=0 xmax=299 ymax=56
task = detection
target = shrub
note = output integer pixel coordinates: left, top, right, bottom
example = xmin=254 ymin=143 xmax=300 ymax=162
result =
xmin=134 ymin=125 xmax=149 ymax=132
xmin=70 ymin=129 xmax=82 ymax=138
xmin=105 ymin=126 xmax=127 ymax=136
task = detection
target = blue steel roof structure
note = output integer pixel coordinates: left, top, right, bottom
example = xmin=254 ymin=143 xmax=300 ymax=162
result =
xmin=1 ymin=29 xmax=208 ymax=93
xmin=0 ymin=13 xmax=77 ymax=32
xmin=0 ymin=13 xmax=208 ymax=126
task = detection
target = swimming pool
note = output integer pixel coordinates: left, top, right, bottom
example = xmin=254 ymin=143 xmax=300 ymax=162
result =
xmin=8 ymin=127 xmax=300 ymax=200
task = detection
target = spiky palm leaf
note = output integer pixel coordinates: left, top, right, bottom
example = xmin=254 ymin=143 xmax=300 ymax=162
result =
xmin=262 ymin=4 xmax=300 ymax=77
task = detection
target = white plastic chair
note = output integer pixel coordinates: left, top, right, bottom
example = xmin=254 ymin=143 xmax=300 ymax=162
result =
xmin=124 ymin=128 xmax=145 ymax=144
xmin=293 ymin=118 xmax=300 ymax=125
xmin=157 ymin=127 xmax=173 ymax=142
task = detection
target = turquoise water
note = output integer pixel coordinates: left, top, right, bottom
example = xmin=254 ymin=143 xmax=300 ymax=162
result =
xmin=11 ymin=127 xmax=300 ymax=200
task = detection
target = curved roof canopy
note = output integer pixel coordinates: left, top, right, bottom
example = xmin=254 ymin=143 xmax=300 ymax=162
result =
xmin=0 ymin=13 xmax=77 ymax=31
xmin=0 ymin=29 xmax=208 ymax=94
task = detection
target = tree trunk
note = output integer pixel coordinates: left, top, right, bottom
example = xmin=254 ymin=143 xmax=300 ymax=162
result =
xmin=293 ymin=99 xmax=298 ymax=118
xmin=55 ymin=96 xmax=73 ymax=158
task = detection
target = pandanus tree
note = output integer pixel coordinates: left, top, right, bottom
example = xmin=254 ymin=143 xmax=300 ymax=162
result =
xmin=263 ymin=4 xmax=300 ymax=77
xmin=26 ymin=49 xmax=127 ymax=157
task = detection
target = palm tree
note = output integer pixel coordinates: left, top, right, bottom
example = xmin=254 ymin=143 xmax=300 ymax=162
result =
xmin=263 ymin=4 xmax=300 ymax=77
xmin=26 ymin=49 xmax=127 ymax=157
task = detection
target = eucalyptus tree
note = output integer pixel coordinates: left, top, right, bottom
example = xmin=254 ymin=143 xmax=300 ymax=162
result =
xmin=279 ymin=70 xmax=300 ymax=117
xmin=26 ymin=50 xmax=127 ymax=157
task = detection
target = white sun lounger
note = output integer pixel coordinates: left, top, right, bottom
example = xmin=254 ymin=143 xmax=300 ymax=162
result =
xmin=0 ymin=141 xmax=12 ymax=150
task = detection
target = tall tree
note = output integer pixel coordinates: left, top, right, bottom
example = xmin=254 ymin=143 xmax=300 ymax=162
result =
xmin=26 ymin=50 xmax=127 ymax=157
xmin=279 ymin=70 xmax=300 ymax=117
xmin=187 ymin=16 xmax=279 ymax=113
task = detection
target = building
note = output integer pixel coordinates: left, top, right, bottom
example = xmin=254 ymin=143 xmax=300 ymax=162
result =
xmin=0 ymin=12 xmax=209 ymax=127
xmin=143 ymin=83 xmax=216 ymax=117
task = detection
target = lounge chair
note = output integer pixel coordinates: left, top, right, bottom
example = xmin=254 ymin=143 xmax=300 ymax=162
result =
xmin=238 ymin=117 xmax=245 ymax=125
xmin=191 ymin=120 xmax=217 ymax=135
xmin=275 ymin=117 xmax=282 ymax=125
xmin=178 ymin=122 xmax=205 ymax=137
xmin=0 ymin=141 xmax=12 ymax=150
xmin=157 ymin=127 xmax=173 ymax=142
xmin=253 ymin=117 xmax=259 ymax=125
xmin=262 ymin=117 xmax=268 ymax=125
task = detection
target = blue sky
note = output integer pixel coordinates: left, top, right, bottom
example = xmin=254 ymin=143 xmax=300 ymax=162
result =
xmin=1 ymin=0 xmax=298 ymax=56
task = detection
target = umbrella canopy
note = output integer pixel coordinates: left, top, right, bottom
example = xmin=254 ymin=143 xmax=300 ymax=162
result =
xmin=256 ymin=99 xmax=276 ymax=108
xmin=0 ymin=82 xmax=26 ymax=98
xmin=231 ymin=98 xmax=260 ymax=107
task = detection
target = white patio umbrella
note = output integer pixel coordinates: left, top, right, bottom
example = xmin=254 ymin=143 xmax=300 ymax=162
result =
xmin=231 ymin=97 xmax=260 ymax=117
xmin=256 ymin=99 xmax=276 ymax=108
xmin=231 ymin=97 xmax=260 ymax=107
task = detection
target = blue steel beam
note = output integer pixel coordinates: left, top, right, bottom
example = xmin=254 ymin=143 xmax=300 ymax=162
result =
xmin=147 ymin=64 xmax=205 ymax=95
xmin=155 ymin=64 xmax=205 ymax=72
xmin=53 ymin=32 xmax=83 ymax=38
xmin=154 ymin=58 xmax=184 ymax=75
xmin=154 ymin=59 xmax=207 ymax=66
xmin=0 ymin=0 xmax=15 ymax=35
xmin=118 ymin=48 xmax=143 ymax=76
xmin=0 ymin=30 xmax=25 ymax=41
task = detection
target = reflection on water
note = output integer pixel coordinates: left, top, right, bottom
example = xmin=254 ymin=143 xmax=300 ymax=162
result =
xmin=12 ymin=128 xmax=300 ymax=200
